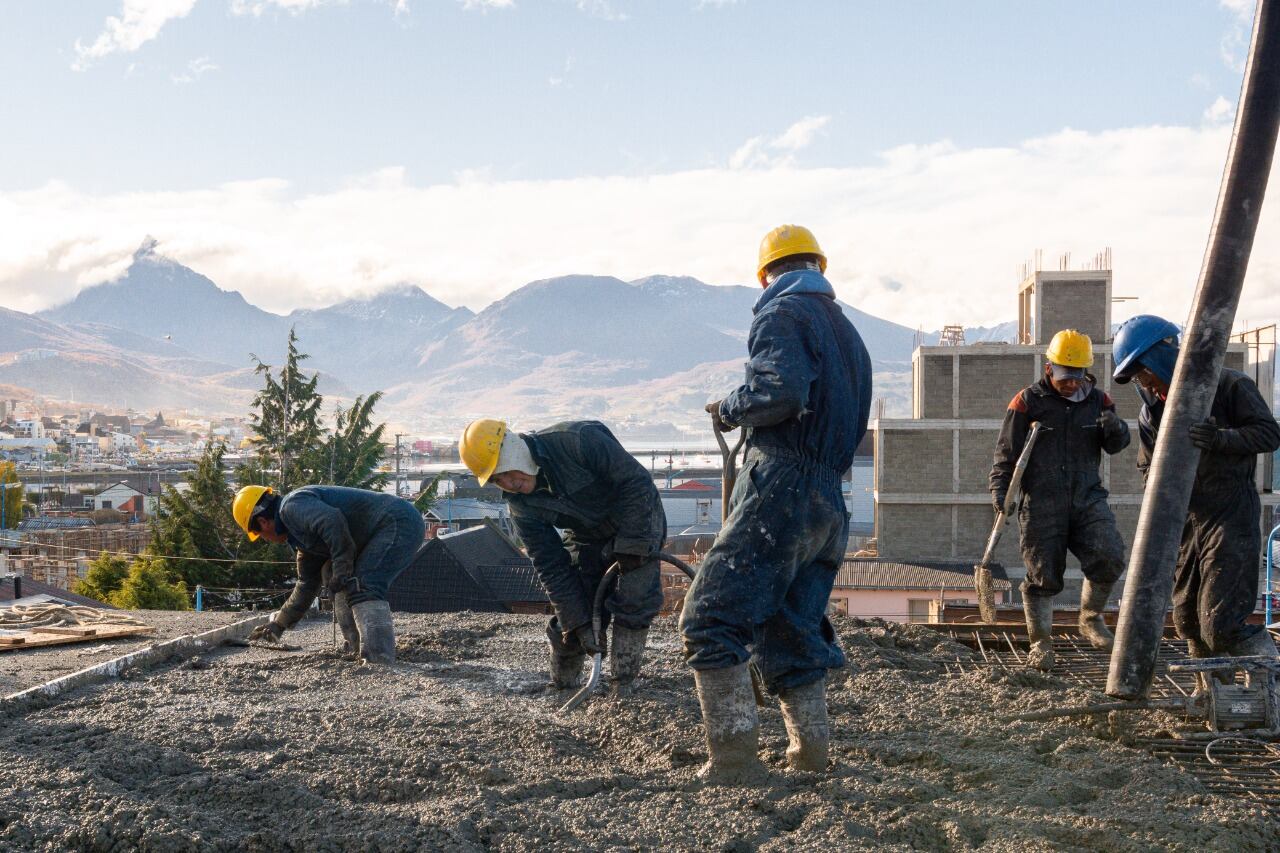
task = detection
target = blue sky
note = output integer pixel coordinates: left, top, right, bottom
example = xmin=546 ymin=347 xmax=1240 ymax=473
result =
xmin=1 ymin=0 xmax=1276 ymax=330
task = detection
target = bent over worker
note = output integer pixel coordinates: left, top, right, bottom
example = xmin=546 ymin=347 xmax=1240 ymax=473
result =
xmin=232 ymin=484 xmax=425 ymax=664
xmin=459 ymin=419 xmax=665 ymax=694
xmin=681 ymin=224 xmax=872 ymax=782
xmin=990 ymin=329 xmax=1130 ymax=672
xmin=1112 ymin=315 xmax=1280 ymax=669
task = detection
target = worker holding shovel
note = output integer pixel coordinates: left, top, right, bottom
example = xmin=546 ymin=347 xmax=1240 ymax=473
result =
xmin=231 ymin=484 xmax=425 ymax=664
xmin=459 ymin=419 xmax=666 ymax=696
xmin=990 ymin=330 xmax=1129 ymax=672
xmin=682 ymin=225 xmax=872 ymax=783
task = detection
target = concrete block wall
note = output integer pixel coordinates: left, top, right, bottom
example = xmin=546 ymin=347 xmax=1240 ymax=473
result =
xmin=957 ymin=354 xmax=1039 ymax=417
xmin=877 ymin=429 xmax=953 ymax=494
xmin=1039 ymin=279 xmax=1110 ymax=345
xmin=919 ymin=355 xmax=955 ymax=419
xmin=875 ymin=504 xmax=954 ymax=560
xmin=958 ymin=429 xmax=999 ymax=492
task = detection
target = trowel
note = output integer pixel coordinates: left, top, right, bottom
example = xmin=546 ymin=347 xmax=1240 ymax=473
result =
xmin=975 ymin=421 xmax=1047 ymax=623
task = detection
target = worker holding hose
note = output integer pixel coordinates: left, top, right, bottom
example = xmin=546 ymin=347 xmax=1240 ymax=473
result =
xmin=459 ymin=419 xmax=666 ymax=695
xmin=990 ymin=329 xmax=1130 ymax=672
xmin=1112 ymin=315 xmax=1280 ymax=673
xmin=683 ymin=225 xmax=872 ymax=783
xmin=231 ymin=484 xmax=426 ymax=664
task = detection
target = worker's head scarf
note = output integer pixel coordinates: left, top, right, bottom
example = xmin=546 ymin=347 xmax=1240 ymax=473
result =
xmin=494 ymin=431 xmax=538 ymax=479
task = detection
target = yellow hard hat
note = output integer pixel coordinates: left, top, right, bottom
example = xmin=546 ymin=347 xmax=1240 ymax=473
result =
xmin=232 ymin=485 xmax=273 ymax=541
xmin=1045 ymin=329 xmax=1094 ymax=369
xmin=460 ymin=419 xmax=507 ymax=486
xmin=757 ymin=224 xmax=827 ymax=284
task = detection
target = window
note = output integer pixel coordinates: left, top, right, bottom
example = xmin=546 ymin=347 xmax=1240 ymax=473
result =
xmin=100 ymin=500 xmax=112 ymax=509
xmin=907 ymin=598 xmax=932 ymax=624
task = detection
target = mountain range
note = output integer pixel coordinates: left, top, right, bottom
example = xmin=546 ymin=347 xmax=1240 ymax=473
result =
xmin=2 ymin=240 xmax=1019 ymax=432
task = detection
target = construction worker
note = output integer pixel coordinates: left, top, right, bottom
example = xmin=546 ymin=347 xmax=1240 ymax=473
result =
xmin=458 ymin=419 xmax=665 ymax=695
xmin=681 ymin=224 xmax=872 ymax=783
xmin=990 ymin=330 xmax=1130 ymax=672
xmin=231 ymin=484 xmax=425 ymax=664
xmin=1112 ymin=315 xmax=1280 ymax=670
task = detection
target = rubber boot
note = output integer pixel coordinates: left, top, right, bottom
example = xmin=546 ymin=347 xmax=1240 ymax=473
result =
xmin=549 ymin=646 xmax=586 ymax=689
xmin=693 ymin=663 xmax=767 ymax=784
xmin=334 ymin=592 xmax=360 ymax=659
xmin=351 ymin=600 xmax=396 ymax=664
xmin=1023 ymin=595 xmax=1055 ymax=671
xmin=609 ymin=625 xmax=647 ymax=696
xmin=777 ymin=678 xmax=830 ymax=772
xmin=1185 ymin=638 xmax=1230 ymax=715
xmin=1077 ymin=580 xmax=1115 ymax=651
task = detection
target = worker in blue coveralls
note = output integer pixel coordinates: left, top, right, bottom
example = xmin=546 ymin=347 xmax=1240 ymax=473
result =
xmin=681 ymin=224 xmax=872 ymax=783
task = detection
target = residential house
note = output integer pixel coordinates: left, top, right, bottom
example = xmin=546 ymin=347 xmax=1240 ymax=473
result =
xmin=91 ymin=482 xmax=153 ymax=516
xmin=828 ymin=558 xmax=1012 ymax=623
xmin=388 ymin=520 xmax=549 ymax=615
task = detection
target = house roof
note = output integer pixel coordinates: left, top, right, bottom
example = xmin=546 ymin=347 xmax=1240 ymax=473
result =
xmin=17 ymin=517 xmax=96 ymax=531
xmin=1 ymin=576 xmax=113 ymax=608
xmin=835 ymin=559 xmax=1012 ymax=591
xmin=427 ymin=498 xmax=506 ymax=522
xmin=388 ymin=521 xmax=544 ymax=613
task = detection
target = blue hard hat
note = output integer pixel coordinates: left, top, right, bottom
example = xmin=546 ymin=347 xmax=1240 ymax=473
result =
xmin=1111 ymin=314 xmax=1180 ymax=384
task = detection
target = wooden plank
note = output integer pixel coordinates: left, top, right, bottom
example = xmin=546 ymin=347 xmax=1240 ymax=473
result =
xmin=30 ymin=626 xmax=98 ymax=637
xmin=0 ymin=636 xmax=27 ymax=646
xmin=0 ymin=624 xmax=154 ymax=653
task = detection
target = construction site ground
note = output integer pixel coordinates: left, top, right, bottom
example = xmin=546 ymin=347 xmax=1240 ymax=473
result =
xmin=2 ymin=612 xmax=1278 ymax=852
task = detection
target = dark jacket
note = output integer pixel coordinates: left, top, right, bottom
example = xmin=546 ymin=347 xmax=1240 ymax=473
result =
xmin=1137 ymin=368 xmax=1280 ymax=497
xmin=990 ymin=378 xmax=1129 ymax=506
xmin=506 ymin=421 xmax=665 ymax=623
xmin=272 ymin=485 xmax=415 ymax=626
xmin=718 ymin=269 xmax=872 ymax=475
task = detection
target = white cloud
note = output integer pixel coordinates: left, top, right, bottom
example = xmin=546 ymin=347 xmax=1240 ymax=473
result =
xmin=1203 ymin=95 xmax=1235 ymax=124
xmin=230 ymin=0 xmax=340 ymax=15
xmin=73 ymin=0 xmax=199 ymax=70
xmin=2 ymin=122 xmax=1278 ymax=334
xmin=171 ymin=55 xmax=219 ymax=84
xmin=574 ymin=0 xmax=627 ymax=21
xmin=1220 ymin=0 xmax=1254 ymax=21
xmin=730 ymin=115 xmax=830 ymax=168
xmin=460 ymin=0 xmax=514 ymax=9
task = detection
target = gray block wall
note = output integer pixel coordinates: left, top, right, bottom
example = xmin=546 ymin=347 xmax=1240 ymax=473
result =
xmin=1039 ymin=279 xmax=1109 ymax=345
xmin=878 ymin=430 xmax=952 ymax=494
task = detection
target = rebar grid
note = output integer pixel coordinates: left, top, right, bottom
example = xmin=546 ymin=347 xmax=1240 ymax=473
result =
xmin=931 ymin=624 xmax=1280 ymax=814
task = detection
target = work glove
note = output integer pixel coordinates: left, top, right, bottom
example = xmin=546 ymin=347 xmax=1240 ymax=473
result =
xmin=568 ymin=624 xmax=605 ymax=656
xmin=249 ymin=620 xmax=284 ymax=644
xmin=992 ymin=492 xmax=1008 ymax=515
xmin=614 ymin=553 xmax=649 ymax=574
xmin=1096 ymin=410 xmax=1124 ymax=438
xmin=1189 ymin=419 xmax=1226 ymax=452
xmin=326 ymin=563 xmax=356 ymax=596
xmin=705 ymin=401 xmax=734 ymax=433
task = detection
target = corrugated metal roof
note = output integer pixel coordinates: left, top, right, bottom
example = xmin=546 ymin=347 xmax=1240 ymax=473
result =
xmin=17 ymin=517 xmax=96 ymax=530
xmin=835 ymin=558 xmax=1012 ymax=591
xmin=476 ymin=563 xmax=547 ymax=603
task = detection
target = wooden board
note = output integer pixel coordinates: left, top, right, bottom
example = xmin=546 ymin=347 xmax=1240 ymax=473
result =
xmin=0 ymin=624 xmax=155 ymax=652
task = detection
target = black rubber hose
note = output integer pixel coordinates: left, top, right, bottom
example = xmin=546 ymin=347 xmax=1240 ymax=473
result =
xmin=1108 ymin=0 xmax=1280 ymax=699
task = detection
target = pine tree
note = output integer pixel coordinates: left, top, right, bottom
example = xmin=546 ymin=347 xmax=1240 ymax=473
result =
xmin=0 ymin=461 xmax=23 ymax=530
xmin=249 ymin=327 xmax=326 ymax=492
xmin=72 ymin=552 xmax=131 ymax=603
xmin=109 ymin=556 xmax=191 ymax=610
xmin=324 ymin=393 xmax=390 ymax=490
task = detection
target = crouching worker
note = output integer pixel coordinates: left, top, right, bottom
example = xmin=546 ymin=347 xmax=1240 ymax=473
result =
xmin=1112 ymin=315 xmax=1280 ymax=671
xmin=990 ymin=329 xmax=1130 ymax=671
xmin=459 ymin=419 xmax=665 ymax=695
xmin=232 ymin=484 xmax=425 ymax=663
xmin=682 ymin=224 xmax=872 ymax=782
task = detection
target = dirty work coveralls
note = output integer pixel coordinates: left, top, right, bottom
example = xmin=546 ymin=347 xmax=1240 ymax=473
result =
xmin=505 ymin=421 xmax=666 ymax=655
xmin=990 ymin=379 xmax=1130 ymax=600
xmin=1136 ymin=368 xmax=1280 ymax=652
xmin=679 ymin=269 xmax=872 ymax=693
xmin=272 ymin=485 xmax=426 ymax=629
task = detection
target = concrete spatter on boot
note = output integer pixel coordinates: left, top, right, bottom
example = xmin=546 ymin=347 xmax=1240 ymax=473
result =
xmin=1077 ymin=580 xmax=1116 ymax=652
xmin=778 ymin=678 xmax=830 ymax=773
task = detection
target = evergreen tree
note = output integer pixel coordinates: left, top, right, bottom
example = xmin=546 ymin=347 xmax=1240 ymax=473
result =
xmin=413 ymin=473 xmax=442 ymax=515
xmin=324 ymin=393 xmax=390 ymax=490
xmin=249 ymin=327 xmax=325 ymax=492
xmin=72 ymin=552 xmax=131 ymax=602
xmin=150 ymin=442 xmax=293 ymax=589
xmin=109 ymin=556 xmax=191 ymax=610
xmin=0 ymin=461 xmax=23 ymax=530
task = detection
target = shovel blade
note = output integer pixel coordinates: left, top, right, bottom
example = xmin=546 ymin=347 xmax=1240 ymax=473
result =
xmin=974 ymin=565 xmax=998 ymax=623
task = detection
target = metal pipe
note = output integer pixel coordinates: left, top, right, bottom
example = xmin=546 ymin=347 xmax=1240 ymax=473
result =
xmin=1107 ymin=0 xmax=1280 ymax=699
xmin=1266 ymin=524 xmax=1279 ymax=627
